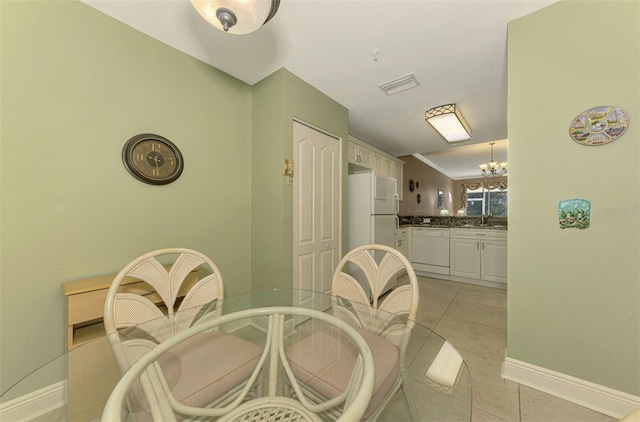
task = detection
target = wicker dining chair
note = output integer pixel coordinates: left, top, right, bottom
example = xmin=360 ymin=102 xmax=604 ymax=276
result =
xmin=102 ymin=306 xmax=376 ymax=422
xmin=103 ymin=248 xmax=262 ymax=421
xmin=285 ymin=244 xmax=420 ymax=421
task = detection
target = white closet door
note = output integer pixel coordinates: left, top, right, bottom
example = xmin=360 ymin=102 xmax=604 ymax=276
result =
xmin=293 ymin=121 xmax=341 ymax=311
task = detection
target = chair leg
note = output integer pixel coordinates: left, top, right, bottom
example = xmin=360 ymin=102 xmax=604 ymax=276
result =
xmin=281 ymin=374 xmax=291 ymax=398
xmin=401 ymin=374 xmax=420 ymax=422
xmin=256 ymin=376 xmax=264 ymax=398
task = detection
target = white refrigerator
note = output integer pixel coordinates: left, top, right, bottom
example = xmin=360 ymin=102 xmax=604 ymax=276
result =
xmin=348 ymin=172 xmax=399 ymax=298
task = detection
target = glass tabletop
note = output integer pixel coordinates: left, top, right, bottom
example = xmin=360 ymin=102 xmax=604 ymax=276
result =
xmin=0 ymin=289 xmax=472 ymax=421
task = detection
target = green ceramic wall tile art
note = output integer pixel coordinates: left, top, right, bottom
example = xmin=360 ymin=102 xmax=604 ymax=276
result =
xmin=558 ymin=199 xmax=591 ymax=229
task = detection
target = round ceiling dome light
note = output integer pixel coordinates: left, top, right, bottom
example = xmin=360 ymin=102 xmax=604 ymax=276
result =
xmin=190 ymin=0 xmax=280 ymax=35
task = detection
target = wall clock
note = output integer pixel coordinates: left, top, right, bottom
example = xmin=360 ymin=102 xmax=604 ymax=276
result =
xmin=122 ymin=133 xmax=184 ymax=185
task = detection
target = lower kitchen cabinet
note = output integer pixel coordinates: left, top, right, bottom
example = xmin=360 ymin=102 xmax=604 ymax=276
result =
xmin=395 ymin=226 xmax=411 ymax=260
xmin=450 ymin=237 xmax=481 ymax=279
xmin=449 ymin=229 xmax=507 ymax=284
xmin=395 ymin=226 xmax=411 ymax=277
xmin=480 ymin=239 xmax=508 ymax=282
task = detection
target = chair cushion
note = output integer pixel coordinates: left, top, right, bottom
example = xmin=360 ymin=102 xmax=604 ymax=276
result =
xmin=130 ymin=329 xmax=262 ymax=419
xmin=285 ymin=326 xmax=400 ymax=419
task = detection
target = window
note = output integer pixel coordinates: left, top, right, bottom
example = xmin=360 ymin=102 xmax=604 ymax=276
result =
xmin=466 ymin=187 xmax=508 ymax=216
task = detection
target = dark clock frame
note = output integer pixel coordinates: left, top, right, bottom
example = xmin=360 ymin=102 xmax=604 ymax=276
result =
xmin=122 ymin=133 xmax=184 ymax=185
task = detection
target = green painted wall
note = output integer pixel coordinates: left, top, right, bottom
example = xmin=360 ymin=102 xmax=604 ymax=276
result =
xmin=1 ymin=1 xmax=253 ymax=396
xmin=508 ymin=1 xmax=639 ymax=394
xmin=251 ymin=69 xmax=349 ymax=292
xmin=1 ymin=1 xmax=350 ymax=400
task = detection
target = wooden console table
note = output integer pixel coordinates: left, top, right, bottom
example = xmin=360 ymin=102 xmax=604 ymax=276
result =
xmin=60 ymin=267 xmax=197 ymax=421
xmin=61 ymin=266 xmax=198 ymax=351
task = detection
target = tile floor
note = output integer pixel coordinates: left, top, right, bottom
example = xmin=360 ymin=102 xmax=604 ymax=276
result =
xmin=405 ymin=275 xmax=617 ymax=422
xmin=29 ymin=276 xmax=621 ymax=421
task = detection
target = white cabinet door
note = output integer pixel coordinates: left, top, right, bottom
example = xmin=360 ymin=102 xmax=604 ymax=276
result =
xmin=373 ymin=154 xmax=397 ymax=178
xmin=373 ymin=153 xmax=385 ymax=175
xmin=392 ymin=161 xmax=404 ymax=201
xmin=398 ymin=227 xmax=412 ymax=260
xmin=395 ymin=234 xmax=409 ymax=278
xmin=348 ymin=141 xmax=373 ymax=169
xmin=348 ymin=139 xmax=403 ymax=199
xmin=481 ymin=240 xmax=508 ymax=283
xmin=396 ymin=235 xmax=409 ymax=260
xmin=395 ymin=227 xmax=410 ymax=277
xmin=450 ymin=238 xmax=481 ymax=279
xmin=450 ymin=230 xmax=507 ymax=283
xmin=348 ymin=142 xmax=359 ymax=165
xmin=385 ymin=157 xmax=394 ymax=176
xmin=359 ymin=145 xmax=373 ymax=168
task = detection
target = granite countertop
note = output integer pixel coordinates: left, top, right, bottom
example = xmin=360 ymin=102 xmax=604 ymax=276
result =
xmin=400 ymin=223 xmax=507 ymax=230
xmin=399 ymin=215 xmax=507 ymax=230
xmin=458 ymin=225 xmax=507 ymax=230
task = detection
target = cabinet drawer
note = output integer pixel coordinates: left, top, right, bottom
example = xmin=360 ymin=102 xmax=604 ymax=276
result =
xmin=397 ymin=227 xmax=410 ymax=236
xmin=450 ymin=228 xmax=507 ymax=240
xmin=67 ymin=281 xmax=156 ymax=325
xmin=65 ymin=270 xmax=198 ymax=348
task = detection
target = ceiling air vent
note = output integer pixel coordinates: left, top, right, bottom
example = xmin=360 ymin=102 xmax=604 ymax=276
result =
xmin=378 ymin=73 xmax=420 ymax=96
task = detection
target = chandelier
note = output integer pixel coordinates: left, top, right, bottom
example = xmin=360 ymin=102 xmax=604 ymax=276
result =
xmin=479 ymin=142 xmax=507 ymax=177
xmin=190 ymin=0 xmax=280 ymax=35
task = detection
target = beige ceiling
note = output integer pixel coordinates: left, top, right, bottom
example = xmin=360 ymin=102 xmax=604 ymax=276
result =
xmin=81 ymin=0 xmax=557 ymax=179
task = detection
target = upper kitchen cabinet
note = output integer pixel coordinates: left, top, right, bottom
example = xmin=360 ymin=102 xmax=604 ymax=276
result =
xmin=391 ymin=162 xmax=403 ymax=199
xmin=348 ymin=135 xmax=405 ymax=200
xmin=348 ymin=140 xmax=373 ymax=169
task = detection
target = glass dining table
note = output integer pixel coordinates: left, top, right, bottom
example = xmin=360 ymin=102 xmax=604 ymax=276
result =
xmin=0 ymin=289 xmax=472 ymax=422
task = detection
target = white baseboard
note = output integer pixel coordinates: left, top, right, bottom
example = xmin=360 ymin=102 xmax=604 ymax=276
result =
xmin=0 ymin=381 xmax=65 ymax=421
xmin=502 ymin=357 xmax=640 ymax=419
xmin=0 ymin=317 xmax=297 ymax=421
xmin=412 ymin=263 xmax=450 ymax=275
xmin=448 ymin=275 xmax=507 ymax=289
xmin=414 ymin=269 xmax=508 ymax=290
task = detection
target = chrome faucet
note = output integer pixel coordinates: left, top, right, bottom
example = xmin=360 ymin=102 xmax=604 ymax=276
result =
xmin=480 ymin=213 xmax=490 ymax=226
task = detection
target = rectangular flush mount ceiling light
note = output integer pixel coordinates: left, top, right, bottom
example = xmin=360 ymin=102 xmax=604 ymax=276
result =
xmin=425 ymin=104 xmax=472 ymax=142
